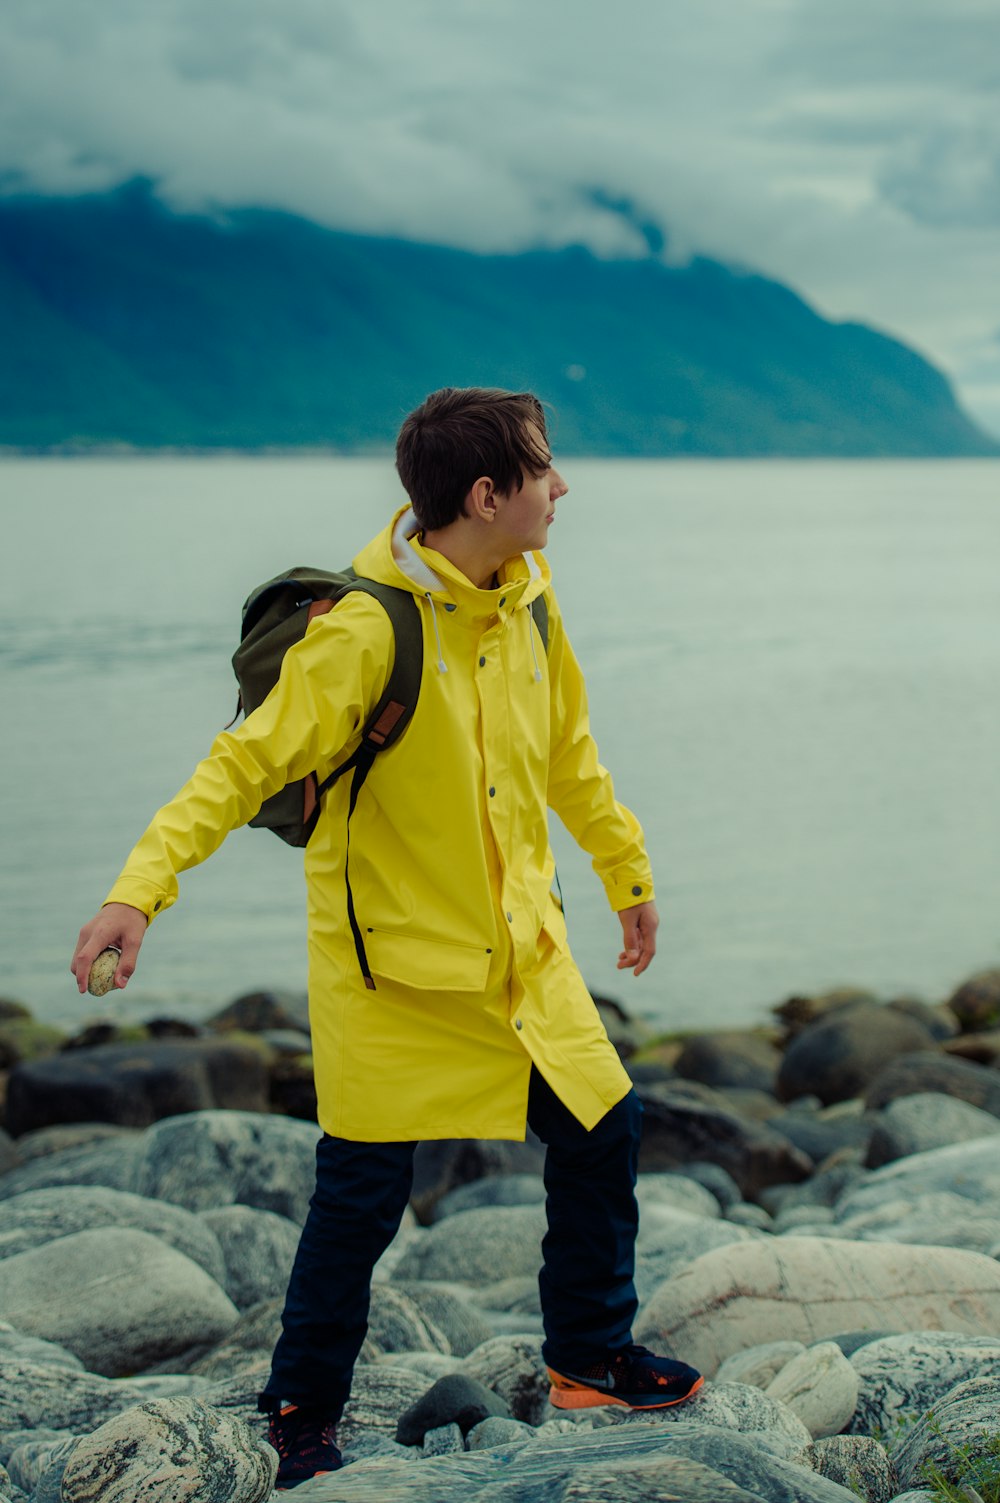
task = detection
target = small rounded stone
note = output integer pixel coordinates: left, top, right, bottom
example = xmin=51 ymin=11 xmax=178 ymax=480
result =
xmin=87 ymin=948 xmax=121 ymax=998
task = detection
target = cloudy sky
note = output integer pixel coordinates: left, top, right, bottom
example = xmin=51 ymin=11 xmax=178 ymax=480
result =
xmin=3 ymin=0 xmax=999 ymax=432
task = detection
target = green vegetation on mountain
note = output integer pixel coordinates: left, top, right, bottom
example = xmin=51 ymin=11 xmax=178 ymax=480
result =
xmin=0 ymin=181 xmax=994 ymax=455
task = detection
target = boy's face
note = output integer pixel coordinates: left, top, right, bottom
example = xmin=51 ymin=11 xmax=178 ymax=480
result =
xmin=494 ymin=427 xmax=568 ymax=553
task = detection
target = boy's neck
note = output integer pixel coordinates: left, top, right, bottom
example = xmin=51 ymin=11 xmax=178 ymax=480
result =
xmin=420 ymin=523 xmax=508 ymax=592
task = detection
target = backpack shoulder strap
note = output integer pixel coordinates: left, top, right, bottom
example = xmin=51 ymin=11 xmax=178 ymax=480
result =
xmin=530 ymin=591 xmax=549 ymax=653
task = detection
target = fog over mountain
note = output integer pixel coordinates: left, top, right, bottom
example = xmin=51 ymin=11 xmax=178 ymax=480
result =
xmin=2 ymin=0 xmax=999 ymax=432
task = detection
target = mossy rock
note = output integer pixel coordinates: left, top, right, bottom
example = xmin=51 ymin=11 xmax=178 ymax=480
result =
xmin=0 ymin=998 xmax=34 ymax=1022
xmin=0 ymin=1019 xmax=68 ymax=1068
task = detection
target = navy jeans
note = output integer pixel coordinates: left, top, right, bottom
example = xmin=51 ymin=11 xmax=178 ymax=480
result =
xmin=259 ymin=1072 xmax=642 ymax=1420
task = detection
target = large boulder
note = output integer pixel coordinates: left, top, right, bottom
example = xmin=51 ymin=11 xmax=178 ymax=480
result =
xmin=947 ymin=967 xmax=1000 ymax=1031
xmin=764 ymin=1342 xmax=859 ymax=1439
xmin=847 ymin=1330 xmax=1000 ymax=1437
xmin=5 ymin=1040 xmax=269 ymax=1136
xmin=864 ymin=1049 xmax=1000 ymax=1114
xmin=834 ymin=1135 xmax=1000 ymax=1221
xmin=635 ymin=1236 xmax=1000 ymax=1376
xmin=890 ymin=1375 xmax=1000 ymax=1493
xmin=409 ymin=1137 xmax=546 ymax=1224
xmin=865 ymin=1090 xmax=1000 ymax=1166
xmin=0 ymin=1136 xmax=142 ymax=1201
xmin=433 ymin=1172 xmax=545 ymax=1221
xmin=0 ymin=1186 xmax=225 ymax=1281
xmin=777 ymin=1004 xmax=936 ymax=1107
xmin=636 ymin=1085 xmax=813 ymax=1198
xmin=391 ymin=1204 xmax=547 ymax=1285
xmin=197 ymin=1204 xmax=299 ymax=1309
xmin=207 ymin=988 xmax=310 ymax=1036
xmin=0 ymin=1227 xmax=237 ymax=1376
xmin=833 ymin=1189 xmax=1000 ymax=1256
xmin=133 ymin=1110 xmax=321 ymax=1223
xmin=0 ymin=1352 xmax=177 ymax=1434
xmin=673 ymin=1031 xmax=781 ymax=1094
xmin=59 ymin=1396 xmax=275 ymax=1503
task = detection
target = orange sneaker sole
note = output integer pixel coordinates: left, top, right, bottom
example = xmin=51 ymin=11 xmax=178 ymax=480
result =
xmin=547 ymin=1370 xmax=704 ymax=1410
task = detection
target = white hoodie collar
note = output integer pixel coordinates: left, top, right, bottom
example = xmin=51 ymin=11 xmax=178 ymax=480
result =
xmin=390 ymin=506 xmax=543 ymax=594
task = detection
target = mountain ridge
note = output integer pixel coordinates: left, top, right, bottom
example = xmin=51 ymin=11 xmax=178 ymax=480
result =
xmin=1 ymin=182 xmax=994 ymax=457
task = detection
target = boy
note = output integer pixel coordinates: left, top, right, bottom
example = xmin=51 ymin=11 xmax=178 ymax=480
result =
xmin=71 ymin=387 xmax=702 ymax=1490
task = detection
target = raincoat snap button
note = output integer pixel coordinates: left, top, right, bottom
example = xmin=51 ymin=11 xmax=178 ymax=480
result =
xmin=499 ymin=596 xmax=506 ymax=607
xmin=632 ymin=884 xmax=643 ymax=896
xmin=479 ymin=655 xmax=486 ymax=667
xmin=489 ymin=786 xmax=495 ymax=797
xmin=506 ymin=911 xmax=513 ymax=922
xmin=444 ymin=603 xmax=457 ymax=612
xmin=515 ymin=1019 xmax=523 ymax=1030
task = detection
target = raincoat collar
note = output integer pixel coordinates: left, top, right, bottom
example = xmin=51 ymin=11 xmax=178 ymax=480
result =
xmin=353 ymin=505 xmax=550 ymax=620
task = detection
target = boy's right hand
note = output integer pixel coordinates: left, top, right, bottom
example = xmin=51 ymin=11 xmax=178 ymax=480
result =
xmin=71 ymin=903 xmax=149 ymax=994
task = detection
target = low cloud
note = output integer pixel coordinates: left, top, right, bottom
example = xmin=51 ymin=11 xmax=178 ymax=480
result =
xmin=1 ymin=0 xmax=997 ymax=425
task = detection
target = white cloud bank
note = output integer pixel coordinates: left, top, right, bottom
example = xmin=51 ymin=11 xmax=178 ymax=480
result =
xmin=2 ymin=0 xmax=998 ymax=431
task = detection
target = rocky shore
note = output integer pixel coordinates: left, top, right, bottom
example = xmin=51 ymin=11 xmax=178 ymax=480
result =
xmin=2 ymin=968 xmax=1000 ymax=1500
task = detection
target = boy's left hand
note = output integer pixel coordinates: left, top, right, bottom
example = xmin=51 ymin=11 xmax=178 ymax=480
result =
xmin=616 ymin=901 xmax=659 ymax=977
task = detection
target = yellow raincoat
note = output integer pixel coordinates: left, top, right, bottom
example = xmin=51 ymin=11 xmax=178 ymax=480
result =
xmin=106 ymin=507 xmax=654 ymax=1140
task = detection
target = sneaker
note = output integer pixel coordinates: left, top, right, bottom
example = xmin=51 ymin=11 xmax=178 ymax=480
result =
xmin=547 ymin=1343 xmax=704 ymax=1410
xmin=267 ymin=1402 xmax=343 ymax=1490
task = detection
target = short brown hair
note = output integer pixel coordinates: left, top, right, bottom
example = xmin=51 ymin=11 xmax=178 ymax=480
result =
xmin=396 ymin=387 xmax=551 ymax=530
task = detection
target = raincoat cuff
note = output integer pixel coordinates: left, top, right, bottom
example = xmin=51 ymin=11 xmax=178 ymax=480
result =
xmin=103 ymin=877 xmax=174 ymax=924
xmin=606 ymin=875 xmax=656 ymax=912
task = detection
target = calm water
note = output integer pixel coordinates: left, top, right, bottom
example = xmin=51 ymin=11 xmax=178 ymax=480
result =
xmin=2 ymin=457 xmax=999 ymax=1034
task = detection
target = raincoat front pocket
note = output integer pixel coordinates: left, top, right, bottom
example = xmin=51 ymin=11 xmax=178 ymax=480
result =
xmin=364 ymin=929 xmax=493 ymax=991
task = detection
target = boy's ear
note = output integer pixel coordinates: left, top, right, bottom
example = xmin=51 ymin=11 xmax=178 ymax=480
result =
xmin=467 ymin=476 xmax=497 ymax=523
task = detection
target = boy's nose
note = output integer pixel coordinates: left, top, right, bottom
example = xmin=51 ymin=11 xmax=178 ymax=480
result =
xmin=550 ymin=469 xmax=569 ymax=500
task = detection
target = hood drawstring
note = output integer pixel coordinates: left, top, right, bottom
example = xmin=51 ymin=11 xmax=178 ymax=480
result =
xmin=527 ymin=607 xmax=543 ymax=682
xmin=425 ymin=593 xmax=449 ymax=673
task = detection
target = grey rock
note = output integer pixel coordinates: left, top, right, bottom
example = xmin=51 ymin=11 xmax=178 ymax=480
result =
xmin=410 ymin=1138 xmax=546 ymax=1223
xmin=0 ymin=1138 xmax=142 ymax=1201
xmin=636 ymin=1172 xmax=722 ymax=1220
xmin=891 ymin=1374 xmax=1000 ymax=1491
xmin=198 ymin=1203 xmax=299 ymax=1309
xmin=392 ymin=1204 xmax=547 ymax=1284
xmin=834 ymin=1136 xmax=1000 ymax=1220
xmin=337 ymin=1364 xmax=435 ymax=1449
xmin=0 ymin=1355 xmax=157 ymax=1433
xmin=891 ymin=1494 xmax=937 ymax=1503
xmin=865 ymin=1049 xmax=1000 ymax=1115
xmin=673 ymin=1030 xmax=781 ymax=1094
xmin=866 ymin=1091 xmax=1000 ymax=1167
xmin=823 ymin=1331 xmax=895 ymax=1359
xmin=634 ymin=1206 xmax=757 ymax=1303
xmin=382 ymin=1352 xmax=461 ymax=1382
xmin=835 ymin=1190 xmax=1000 ymax=1256
xmin=765 ymin=1342 xmax=859 ymax=1438
xmin=766 ymin=1159 xmax=870 ymax=1216
xmin=0 ymin=1129 xmax=19 ymax=1177
xmin=635 ymin=1236 xmax=1000 ymax=1376
xmin=0 ymin=1320 xmax=84 ymax=1372
xmin=768 ymin=1107 xmax=874 ymax=1165
xmin=207 ymin=988 xmax=310 ymax=1036
xmin=0 ymin=1227 xmax=237 ymax=1377
xmin=397 ymin=1374 xmax=510 ymax=1443
xmin=277 ymin=1420 xmax=864 ymax=1502
xmin=422 ymin=1421 xmax=465 ymax=1455
xmin=636 ymin=1085 xmax=813 ymax=1199
xmin=393 ymin=1282 xmax=495 ymax=1357
xmin=5 ymin=1039 xmax=269 ymax=1135
xmin=134 ymin=1109 xmax=321 ymax=1223
xmin=777 ymin=1005 xmax=936 ymax=1107
xmin=887 ymin=996 xmax=960 ymax=1042
xmin=678 ymin=1161 xmax=744 ymax=1212
xmin=461 ymin=1335 xmax=552 ymax=1425
xmin=715 ymin=1342 xmax=807 ymax=1389
xmin=258 ymin=1027 xmax=312 ymax=1054
xmin=774 ymin=1204 xmax=835 ymax=1232
xmin=948 ymin=967 xmax=1000 ymax=1031
xmin=605 ymin=1381 xmax=812 ymax=1450
xmin=59 ymin=1395 xmax=275 ymax=1502
xmin=0 ymin=1429 xmax=75 ymax=1468
xmin=847 ymin=1330 xmax=1000 ymax=1437
xmin=799 ymin=1435 xmax=898 ymax=1503
xmin=6 ymin=1435 xmax=78 ymax=1494
xmin=434 ymin=1174 xmax=545 ymax=1221
xmin=367 ymin=1283 xmax=451 ymax=1354
xmin=466 ymin=1416 xmax=534 ymax=1450
xmin=726 ymin=1203 xmax=775 ymax=1231
xmin=0 ymin=1185 xmax=226 ymax=1282
xmin=474 ymin=1275 xmax=542 ymax=1315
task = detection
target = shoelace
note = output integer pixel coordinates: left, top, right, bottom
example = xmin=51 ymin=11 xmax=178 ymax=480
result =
xmin=271 ymin=1406 xmax=337 ymax=1460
